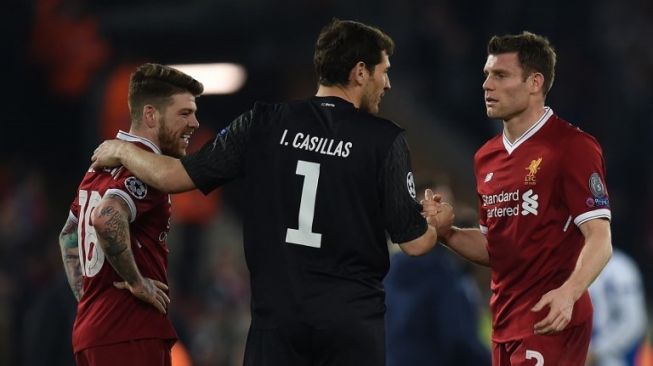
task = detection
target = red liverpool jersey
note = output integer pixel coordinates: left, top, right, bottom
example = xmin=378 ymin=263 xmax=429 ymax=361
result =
xmin=474 ymin=108 xmax=611 ymax=342
xmin=69 ymin=131 xmax=176 ymax=352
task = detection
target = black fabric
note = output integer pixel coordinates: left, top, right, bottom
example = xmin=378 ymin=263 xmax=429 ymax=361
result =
xmin=181 ymin=96 xmax=426 ymax=361
xmin=382 ymin=133 xmax=428 ymax=243
xmin=244 ymin=315 xmax=385 ymax=366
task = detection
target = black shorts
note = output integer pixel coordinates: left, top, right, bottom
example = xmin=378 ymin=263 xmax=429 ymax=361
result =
xmin=243 ymin=316 xmax=385 ymax=366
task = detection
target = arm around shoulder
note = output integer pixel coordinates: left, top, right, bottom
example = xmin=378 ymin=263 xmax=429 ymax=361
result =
xmin=92 ymin=140 xmax=195 ymax=193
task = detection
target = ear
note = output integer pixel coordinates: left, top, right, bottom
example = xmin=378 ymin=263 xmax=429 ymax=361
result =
xmin=349 ymin=61 xmax=369 ymax=86
xmin=530 ymin=72 xmax=545 ymax=95
xmin=142 ymin=105 xmax=159 ymax=128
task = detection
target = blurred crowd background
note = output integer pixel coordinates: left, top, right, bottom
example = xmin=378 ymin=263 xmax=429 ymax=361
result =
xmin=2 ymin=0 xmax=652 ymax=365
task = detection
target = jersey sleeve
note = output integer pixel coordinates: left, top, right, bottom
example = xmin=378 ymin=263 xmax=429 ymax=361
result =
xmin=180 ymin=106 xmax=256 ymax=194
xmin=381 ymin=133 xmax=428 ymax=243
xmin=561 ymin=132 xmax=611 ymax=227
xmin=107 ymin=167 xmax=166 ymax=223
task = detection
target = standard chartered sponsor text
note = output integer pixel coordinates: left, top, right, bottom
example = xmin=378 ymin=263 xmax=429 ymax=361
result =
xmin=482 ymin=190 xmax=520 ymax=206
xmin=483 ymin=189 xmax=539 ymax=218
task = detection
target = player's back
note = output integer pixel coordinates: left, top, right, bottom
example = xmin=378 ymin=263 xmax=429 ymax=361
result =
xmin=243 ymin=96 xmax=405 ymax=326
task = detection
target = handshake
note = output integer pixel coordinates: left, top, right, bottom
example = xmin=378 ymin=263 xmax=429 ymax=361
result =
xmin=420 ymin=189 xmax=455 ymax=242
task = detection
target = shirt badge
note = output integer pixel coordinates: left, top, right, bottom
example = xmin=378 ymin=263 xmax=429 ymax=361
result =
xmin=125 ymin=176 xmax=148 ymax=199
xmin=406 ymin=172 xmax=416 ymax=199
xmin=589 ymin=173 xmax=607 ymax=198
xmin=588 ymin=172 xmax=609 ymax=208
xmin=524 ymin=157 xmax=542 ymax=185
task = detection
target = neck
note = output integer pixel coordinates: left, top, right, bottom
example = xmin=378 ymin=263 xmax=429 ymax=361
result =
xmin=316 ymin=84 xmax=361 ymax=108
xmin=503 ymin=105 xmax=546 ymax=143
xmin=128 ymin=125 xmax=160 ymax=148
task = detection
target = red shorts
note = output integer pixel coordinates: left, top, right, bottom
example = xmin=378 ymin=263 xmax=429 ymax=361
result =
xmin=75 ymin=338 xmax=174 ymax=366
xmin=492 ymin=319 xmax=592 ymax=366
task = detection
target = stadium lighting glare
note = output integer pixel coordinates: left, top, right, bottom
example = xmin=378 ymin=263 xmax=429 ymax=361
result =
xmin=168 ymin=63 xmax=247 ymax=95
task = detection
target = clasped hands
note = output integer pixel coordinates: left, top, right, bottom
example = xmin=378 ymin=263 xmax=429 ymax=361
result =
xmin=420 ymin=189 xmax=455 ymax=240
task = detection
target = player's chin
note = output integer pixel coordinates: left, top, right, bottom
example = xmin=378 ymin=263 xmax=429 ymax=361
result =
xmin=370 ymin=103 xmax=381 ymax=115
xmin=485 ymin=108 xmax=499 ymax=119
xmin=169 ymin=146 xmax=187 ymax=159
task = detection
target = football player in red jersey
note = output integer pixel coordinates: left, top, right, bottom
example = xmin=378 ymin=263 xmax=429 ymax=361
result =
xmin=424 ymin=32 xmax=612 ymax=366
xmin=58 ymin=63 xmax=203 ymax=366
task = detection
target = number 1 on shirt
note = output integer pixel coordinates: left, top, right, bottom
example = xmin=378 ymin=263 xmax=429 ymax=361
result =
xmin=286 ymin=160 xmax=322 ymax=248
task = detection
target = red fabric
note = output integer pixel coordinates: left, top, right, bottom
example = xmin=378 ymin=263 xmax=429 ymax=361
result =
xmin=492 ymin=319 xmax=591 ymax=366
xmin=70 ymin=135 xmax=176 ymax=352
xmin=474 ymin=111 xmax=609 ymax=341
xmin=75 ymin=338 xmax=173 ymax=366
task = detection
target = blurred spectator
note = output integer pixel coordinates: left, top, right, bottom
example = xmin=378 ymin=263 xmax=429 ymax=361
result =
xmin=385 ymin=182 xmax=490 ymax=365
xmin=30 ymin=0 xmax=110 ymax=98
xmin=169 ymin=127 xmax=223 ymax=298
xmin=22 ymin=274 xmax=76 ymax=366
xmin=385 ymin=244 xmax=491 ymax=366
xmin=587 ymin=248 xmax=649 ymax=366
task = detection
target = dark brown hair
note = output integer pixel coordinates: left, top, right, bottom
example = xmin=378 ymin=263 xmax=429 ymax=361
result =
xmin=128 ymin=63 xmax=204 ymax=123
xmin=488 ymin=31 xmax=557 ymax=95
xmin=314 ymin=19 xmax=395 ymax=86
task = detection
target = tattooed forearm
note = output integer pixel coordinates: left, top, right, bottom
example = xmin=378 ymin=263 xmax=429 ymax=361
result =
xmin=96 ymin=205 xmax=129 ymax=256
xmin=59 ymin=216 xmax=84 ymax=301
xmin=94 ymin=198 xmax=143 ymax=286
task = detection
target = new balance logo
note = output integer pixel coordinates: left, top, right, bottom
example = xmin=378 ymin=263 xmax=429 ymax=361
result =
xmin=484 ymin=172 xmax=494 ymax=183
xmin=521 ymin=189 xmax=539 ymax=215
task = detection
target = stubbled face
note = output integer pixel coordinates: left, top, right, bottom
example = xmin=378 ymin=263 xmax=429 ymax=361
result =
xmin=157 ymin=93 xmax=199 ymax=158
xmin=360 ymin=50 xmax=391 ymax=114
xmin=482 ymin=52 xmax=532 ymax=121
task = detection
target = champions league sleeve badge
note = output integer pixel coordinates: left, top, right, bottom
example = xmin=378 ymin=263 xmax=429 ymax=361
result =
xmin=125 ymin=176 xmax=148 ymax=199
xmin=406 ymin=172 xmax=417 ymax=199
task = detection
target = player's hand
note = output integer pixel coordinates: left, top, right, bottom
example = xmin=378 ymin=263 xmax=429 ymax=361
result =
xmin=434 ymin=202 xmax=454 ymax=239
xmin=114 ymin=277 xmax=171 ymax=314
xmin=420 ymin=188 xmax=442 ymax=219
xmin=420 ymin=189 xmax=455 ymax=239
xmin=531 ymin=285 xmax=576 ymax=335
xmin=91 ymin=140 xmax=127 ymax=170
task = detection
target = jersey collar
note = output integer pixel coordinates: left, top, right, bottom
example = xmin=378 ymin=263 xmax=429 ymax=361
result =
xmin=502 ymin=107 xmax=553 ymax=155
xmin=116 ymin=130 xmax=162 ymax=154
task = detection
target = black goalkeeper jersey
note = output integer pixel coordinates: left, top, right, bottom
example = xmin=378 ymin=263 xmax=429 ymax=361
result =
xmin=181 ymin=96 xmax=426 ymax=327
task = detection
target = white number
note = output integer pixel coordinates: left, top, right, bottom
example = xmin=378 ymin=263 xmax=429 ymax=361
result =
xmin=285 ymin=160 xmax=322 ymax=248
xmin=78 ymin=189 xmax=105 ymax=277
xmin=526 ymin=350 xmax=544 ymax=366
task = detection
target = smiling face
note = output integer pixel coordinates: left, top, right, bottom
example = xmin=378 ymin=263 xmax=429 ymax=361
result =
xmin=482 ymin=52 xmax=534 ymax=121
xmin=156 ymin=92 xmax=199 ymax=158
xmin=359 ymin=51 xmax=391 ymax=114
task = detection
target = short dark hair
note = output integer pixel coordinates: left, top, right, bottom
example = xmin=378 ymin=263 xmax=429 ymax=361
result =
xmin=314 ymin=19 xmax=395 ymax=86
xmin=128 ymin=63 xmax=204 ymax=123
xmin=488 ymin=31 xmax=557 ymax=95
